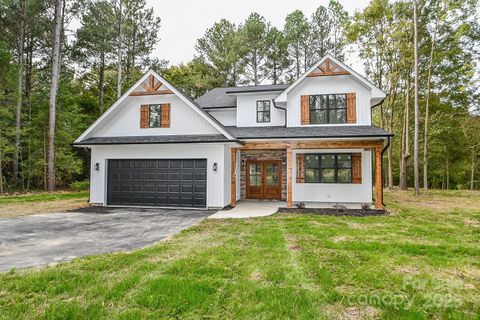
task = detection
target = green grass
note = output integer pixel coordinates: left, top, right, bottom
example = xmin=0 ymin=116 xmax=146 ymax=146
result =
xmin=0 ymin=191 xmax=89 ymax=205
xmin=0 ymin=190 xmax=479 ymax=319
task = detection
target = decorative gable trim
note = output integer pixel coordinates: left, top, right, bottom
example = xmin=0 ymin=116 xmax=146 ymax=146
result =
xmin=274 ymin=54 xmax=386 ymax=104
xmin=129 ymin=74 xmax=174 ymax=96
xmin=307 ymin=58 xmax=350 ymax=77
xmin=75 ymin=70 xmax=235 ymax=143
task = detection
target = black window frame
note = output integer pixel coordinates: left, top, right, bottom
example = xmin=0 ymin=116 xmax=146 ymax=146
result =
xmin=304 ymin=153 xmax=353 ymax=184
xmin=256 ymin=100 xmax=271 ymax=123
xmin=309 ymin=94 xmax=347 ymax=124
xmin=148 ymin=104 xmax=162 ymax=128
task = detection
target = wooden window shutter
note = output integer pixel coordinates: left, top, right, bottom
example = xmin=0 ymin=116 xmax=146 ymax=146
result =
xmin=352 ymin=153 xmax=362 ymax=184
xmin=296 ymin=153 xmax=305 ymax=183
xmin=346 ymin=93 xmax=356 ymax=123
xmin=301 ymin=95 xmax=310 ymax=125
xmin=161 ymin=103 xmax=171 ymax=128
xmin=140 ymin=104 xmax=150 ymax=128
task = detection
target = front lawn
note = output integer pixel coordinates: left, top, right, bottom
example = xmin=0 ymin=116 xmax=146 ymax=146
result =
xmin=0 ymin=190 xmax=479 ymax=319
xmin=0 ymin=191 xmax=89 ymax=218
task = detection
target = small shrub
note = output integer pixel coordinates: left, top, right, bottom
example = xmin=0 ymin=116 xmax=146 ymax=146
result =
xmin=361 ymin=203 xmax=371 ymax=210
xmin=70 ymin=181 xmax=90 ymax=191
xmin=333 ymin=203 xmax=347 ymax=211
xmin=295 ymin=202 xmax=306 ymax=209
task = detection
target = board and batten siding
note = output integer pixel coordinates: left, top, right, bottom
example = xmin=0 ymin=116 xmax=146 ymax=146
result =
xmin=89 ymin=144 xmax=231 ymax=208
xmin=236 ymin=93 xmax=285 ymax=127
xmin=286 ymin=76 xmax=371 ymax=127
xmin=207 ymin=109 xmax=237 ymax=126
xmin=292 ymin=149 xmax=372 ymax=204
xmin=89 ymin=95 xmax=220 ymax=138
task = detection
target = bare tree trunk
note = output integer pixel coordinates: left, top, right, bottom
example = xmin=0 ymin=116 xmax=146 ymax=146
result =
xmin=13 ymin=0 xmax=28 ymax=188
xmin=413 ymin=0 xmax=420 ymax=196
xmin=423 ymin=30 xmax=436 ymax=195
xmin=400 ymin=79 xmax=410 ymax=190
xmin=46 ymin=0 xmax=63 ymax=192
xmin=446 ymin=156 xmax=450 ymax=190
xmin=471 ymin=150 xmax=476 ymax=190
xmin=0 ymin=127 xmax=3 ymax=194
xmin=116 ymin=0 xmax=123 ymax=99
xmin=99 ymin=50 xmax=105 ymax=114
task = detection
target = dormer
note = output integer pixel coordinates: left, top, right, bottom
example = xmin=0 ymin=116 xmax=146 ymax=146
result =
xmin=275 ymin=54 xmax=386 ymax=127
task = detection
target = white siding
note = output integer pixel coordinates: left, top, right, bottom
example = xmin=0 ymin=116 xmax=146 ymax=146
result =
xmin=89 ymin=143 xmax=230 ymax=208
xmin=236 ymin=93 xmax=285 ymax=127
xmin=292 ymin=149 xmax=372 ymax=204
xmin=208 ymin=109 xmax=236 ymax=126
xmin=89 ymin=95 xmax=219 ymax=138
xmin=286 ymin=76 xmax=372 ymax=127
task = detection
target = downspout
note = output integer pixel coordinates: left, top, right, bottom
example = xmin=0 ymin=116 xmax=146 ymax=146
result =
xmin=272 ymin=99 xmax=287 ymax=127
xmin=380 ymin=136 xmax=391 ymax=207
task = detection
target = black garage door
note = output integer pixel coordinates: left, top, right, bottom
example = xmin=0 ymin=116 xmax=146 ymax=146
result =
xmin=107 ymin=159 xmax=207 ymax=207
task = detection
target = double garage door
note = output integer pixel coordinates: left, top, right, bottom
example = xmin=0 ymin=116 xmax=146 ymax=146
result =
xmin=107 ymin=159 xmax=207 ymax=208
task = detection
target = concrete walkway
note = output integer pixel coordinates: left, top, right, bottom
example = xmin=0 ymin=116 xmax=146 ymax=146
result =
xmin=208 ymin=200 xmax=285 ymax=219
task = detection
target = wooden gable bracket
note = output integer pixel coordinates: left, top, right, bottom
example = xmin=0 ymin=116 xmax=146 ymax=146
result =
xmin=307 ymin=58 xmax=351 ymax=77
xmin=129 ymin=74 xmax=174 ymax=96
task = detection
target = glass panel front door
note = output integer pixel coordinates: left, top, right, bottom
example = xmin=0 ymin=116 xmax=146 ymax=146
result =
xmin=246 ymin=160 xmax=282 ymax=199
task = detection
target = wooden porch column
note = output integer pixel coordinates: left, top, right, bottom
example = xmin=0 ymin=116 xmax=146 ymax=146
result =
xmin=287 ymin=147 xmax=293 ymax=208
xmin=231 ymin=148 xmax=237 ymax=207
xmin=374 ymin=146 xmax=383 ymax=209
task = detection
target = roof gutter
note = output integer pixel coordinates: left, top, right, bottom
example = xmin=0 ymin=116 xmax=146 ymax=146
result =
xmin=371 ymin=96 xmax=387 ymax=108
xmin=380 ymin=136 xmax=392 ymax=207
xmin=272 ymin=99 xmax=287 ymax=128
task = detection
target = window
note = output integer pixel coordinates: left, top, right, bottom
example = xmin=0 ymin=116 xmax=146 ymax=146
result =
xmin=304 ymin=153 xmax=352 ymax=183
xmin=309 ymin=94 xmax=347 ymax=124
xmin=149 ymin=104 xmax=162 ymax=128
xmin=257 ymin=100 xmax=271 ymax=123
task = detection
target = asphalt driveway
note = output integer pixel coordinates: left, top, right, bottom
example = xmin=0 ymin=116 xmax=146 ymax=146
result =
xmin=0 ymin=207 xmax=214 ymax=271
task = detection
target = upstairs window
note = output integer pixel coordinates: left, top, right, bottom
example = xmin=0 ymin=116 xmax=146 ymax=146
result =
xmin=309 ymin=94 xmax=347 ymax=124
xmin=149 ymin=104 xmax=162 ymax=128
xmin=140 ymin=103 xmax=171 ymax=128
xmin=256 ymin=100 xmax=271 ymax=123
xmin=304 ymin=153 xmax=352 ymax=183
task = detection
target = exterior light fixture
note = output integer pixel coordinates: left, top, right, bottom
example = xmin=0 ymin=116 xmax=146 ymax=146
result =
xmin=95 ymin=163 xmax=100 ymax=171
xmin=213 ymin=162 xmax=218 ymax=171
xmin=241 ymin=160 xmax=245 ymax=167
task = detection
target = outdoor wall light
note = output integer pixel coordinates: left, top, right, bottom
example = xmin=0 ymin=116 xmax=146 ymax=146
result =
xmin=241 ymin=160 xmax=245 ymax=167
xmin=213 ymin=162 xmax=218 ymax=171
xmin=95 ymin=163 xmax=100 ymax=171
xmin=282 ymin=159 xmax=286 ymax=166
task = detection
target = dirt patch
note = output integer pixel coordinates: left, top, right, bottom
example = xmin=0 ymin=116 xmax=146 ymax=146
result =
xmin=289 ymin=245 xmax=303 ymax=251
xmin=250 ymin=270 xmax=263 ymax=281
xmin=0 ymin=198 xmax=89 ymax=218
xmin=395 ymin=266 xmax=420 ymax=275
xmin=325 ymin=304 xmax=381 ymax=320
xmin=332 ymin=236 xmax=350 ymax=243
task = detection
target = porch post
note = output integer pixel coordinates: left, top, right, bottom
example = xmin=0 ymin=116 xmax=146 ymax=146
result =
xmin=231 ymin=148 xmax=237 ymax=207
xmin=374 ymin=146 xmax=383 ymax=209
xmin=287 ymin=147 xmax=293 ymax=208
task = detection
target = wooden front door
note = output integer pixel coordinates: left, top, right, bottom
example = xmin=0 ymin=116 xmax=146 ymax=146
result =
xmin=246 ymin=160 xmax=282 ymax=199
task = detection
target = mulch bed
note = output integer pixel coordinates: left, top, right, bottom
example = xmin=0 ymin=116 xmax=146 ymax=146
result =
xmin=278 ymin=207 xmax=388 ymax=217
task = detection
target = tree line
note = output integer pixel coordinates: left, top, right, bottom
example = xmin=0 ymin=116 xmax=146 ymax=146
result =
xmin=0 ymin=0 xmax=478 ymax=194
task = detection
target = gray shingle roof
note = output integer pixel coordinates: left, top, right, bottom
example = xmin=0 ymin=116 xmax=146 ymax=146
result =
xmin=73 ymin=134 xmax=233 ymax=145
xmin=195 ymin=84 xmax=290 ymax=109
xmin=226 ymin=125 xmax=393 ymax=139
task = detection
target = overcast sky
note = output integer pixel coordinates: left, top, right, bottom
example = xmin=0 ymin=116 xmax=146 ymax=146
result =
xmin=147 ymin=0 xmax=370 ymax=73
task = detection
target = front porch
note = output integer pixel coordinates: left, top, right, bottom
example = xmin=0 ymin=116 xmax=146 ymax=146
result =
xmin=231 ymin=139 xmax=385 ymax=209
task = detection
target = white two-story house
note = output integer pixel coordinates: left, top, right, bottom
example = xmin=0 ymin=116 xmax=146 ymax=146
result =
xmin=74 ymin=54 xmax=392 ymax=210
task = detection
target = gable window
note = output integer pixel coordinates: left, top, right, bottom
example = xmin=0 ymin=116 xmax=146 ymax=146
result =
xmin=149 ymin=104 xmax=162 ymax=128
xmin=309 ymin=94 xmax=347 ymax=124
xmin=304 ymin=153 xmax=352 ymax=183
xmin=256 ymin=100 xmax=271 ymax=123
